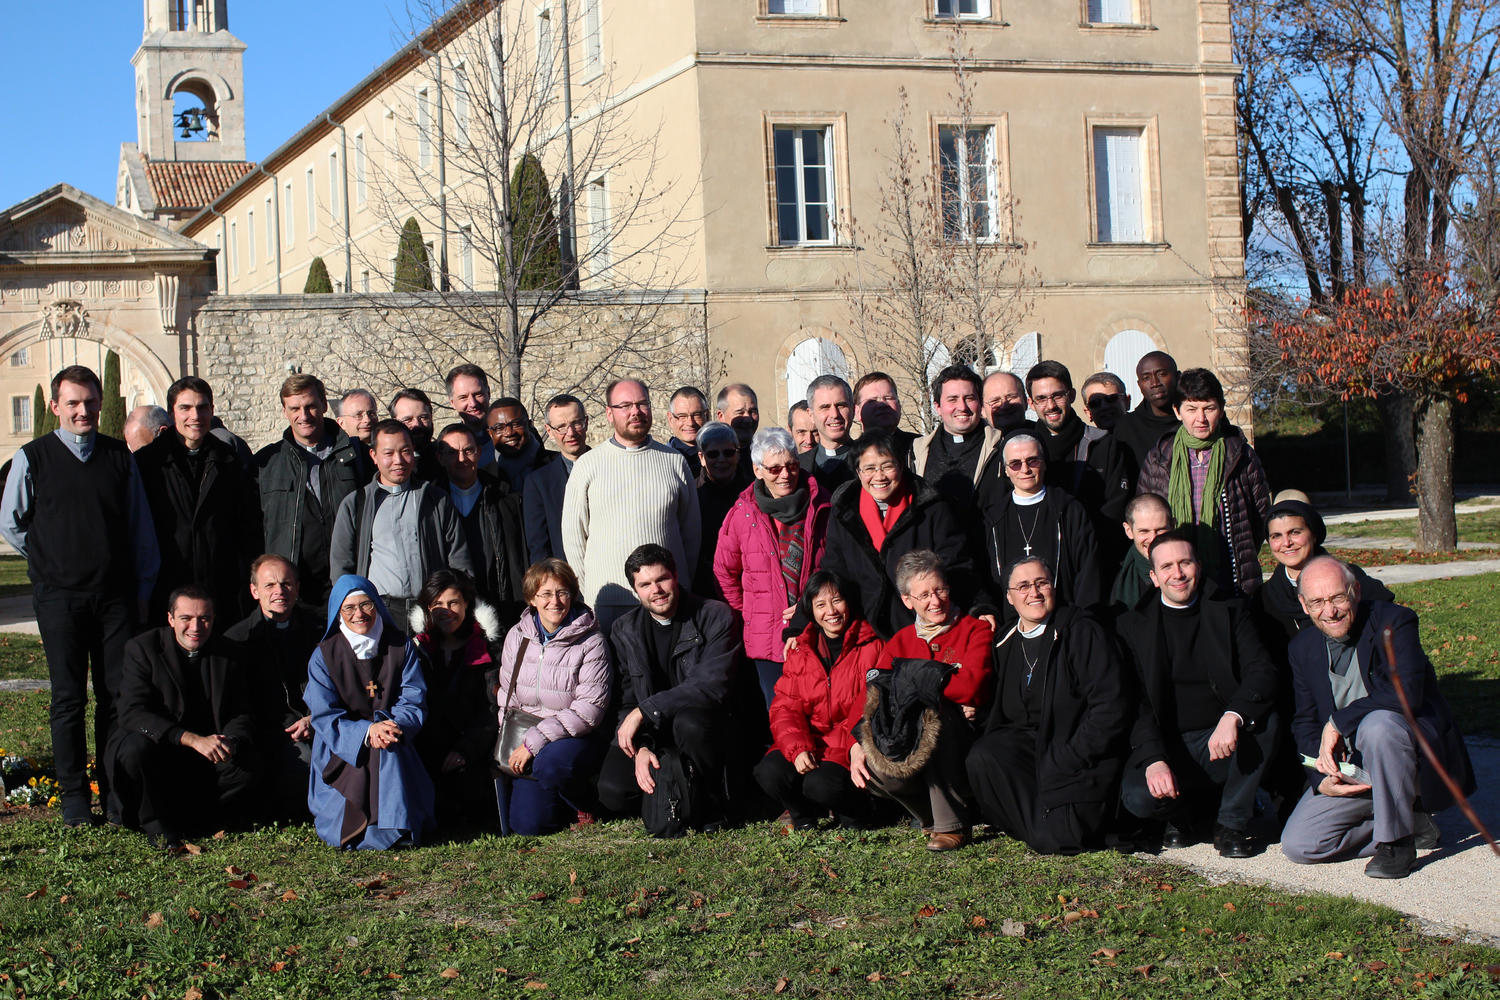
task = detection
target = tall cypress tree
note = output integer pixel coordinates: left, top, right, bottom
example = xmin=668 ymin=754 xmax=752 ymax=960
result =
xmin=510 ymin=154 xmax=563 ymax=290
xmin=304 ymin=256 xmax=334 ymax=293
xmin=100 ymin=350 xmax=126 ymax=439
xmin=393 ymin=218 xmax=434 ymax=292
xmin=30 ymin=385 xmax=47 ymax=438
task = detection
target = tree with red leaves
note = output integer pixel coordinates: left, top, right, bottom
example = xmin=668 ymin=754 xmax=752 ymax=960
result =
xmin=1271 ymin=272 xmax=1500 ymax=549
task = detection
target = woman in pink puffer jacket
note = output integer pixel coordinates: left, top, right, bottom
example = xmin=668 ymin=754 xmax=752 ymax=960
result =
xmin=493 ymin=558 xmax=613 ymax=835
xmin=714 ymin=427 xmax=830 ymax=711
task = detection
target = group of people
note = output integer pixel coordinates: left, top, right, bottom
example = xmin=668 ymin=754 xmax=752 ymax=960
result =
xmin=3 ymin=352 xmax=1474 ymax=879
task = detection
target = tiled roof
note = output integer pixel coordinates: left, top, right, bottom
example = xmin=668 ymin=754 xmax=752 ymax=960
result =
xmin=144 ymin=160 xmax=256 ymax=211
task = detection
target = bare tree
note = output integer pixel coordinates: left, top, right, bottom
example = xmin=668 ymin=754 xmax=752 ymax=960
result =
xmin=337 ymin=0 xmax=710 ymax=413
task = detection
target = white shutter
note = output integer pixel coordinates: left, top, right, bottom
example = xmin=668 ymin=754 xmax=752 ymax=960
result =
xmin=1008 ymin=332 xmax=1041 ymax=420
xmin=770 ymin=0 xmax=822 ymax=13
xmin=1088 ymin=0 xmax=1134 ymax=23
xmin=1103 ymin=329 xmax=1158 ymax=409
xmin=787 ymin=337 xmax=850 ymax=407
xmin=1096 ymin=128 xmax=1146 ymax=243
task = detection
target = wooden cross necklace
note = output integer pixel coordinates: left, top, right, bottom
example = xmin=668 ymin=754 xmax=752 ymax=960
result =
xmin=365 ymin=680 xmax=381 ymax=699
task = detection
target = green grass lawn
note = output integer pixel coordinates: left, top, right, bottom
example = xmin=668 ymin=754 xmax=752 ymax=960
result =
xmin=1334 ymin=507 xmax=1500 ymax=545
xmin=0 ymin=555 xmax=29 ymax=599
xmin=0 ymin=815 xmax=1493 ymax=999
xmin=1390 ymin=574 xmax=1500 ymax=738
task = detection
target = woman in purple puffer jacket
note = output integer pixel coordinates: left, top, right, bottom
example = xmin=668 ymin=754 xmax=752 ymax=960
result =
xmin=714 ymin=427 xmax=830 ymax=710
xmin=493 ymin=558 xmax=613 ymax=835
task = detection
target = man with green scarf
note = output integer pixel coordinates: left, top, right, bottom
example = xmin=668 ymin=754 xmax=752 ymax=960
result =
xmin=1135 ymin=369 xmax=1271 ymax=597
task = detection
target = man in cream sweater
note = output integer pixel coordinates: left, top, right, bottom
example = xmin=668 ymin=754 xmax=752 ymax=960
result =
xmin=562 ymin=378 xmax=701 ymax=630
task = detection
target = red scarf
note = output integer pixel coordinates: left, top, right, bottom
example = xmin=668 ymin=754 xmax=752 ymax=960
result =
xmin=858 ymin=487 xmax=911 ymax=552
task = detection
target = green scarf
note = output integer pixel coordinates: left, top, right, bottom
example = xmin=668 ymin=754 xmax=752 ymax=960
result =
xmin=1167 ymin=424 xmax=1225 ymax=529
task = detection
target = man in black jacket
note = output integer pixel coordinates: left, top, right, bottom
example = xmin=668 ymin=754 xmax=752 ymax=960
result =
xmin=1117 ymin=532 xmax=1280 ymax=858
xmin=1113 ymin=351 xmax=1180 ymax=469
xmin=253 ymin=374 xmax=371 ymax=604
xmin=106 ymin=587 xmax=259 ymax=849
xmin=1280 ymin=557 xmax=1475 ymax=878
xmin=136 ymin=376 xmax=259 ymax=622
xmin=597 ymin=544 xmax=741 ymax=830
xmin=524 ymin=394 xmax=589 ymax=562
xmin=967 ymin=558 xmax=1128 ymax=854
xmin=436 ymin=423 xmax=526 ymax=625
xmin=223 ymin=554 xmax=322 ymax=820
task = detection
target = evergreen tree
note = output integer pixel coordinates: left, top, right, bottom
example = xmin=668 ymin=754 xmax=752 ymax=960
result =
xmin=393 ymin=218 xmax=434 ymax=292
xmin=30 ymin=385 xmax=47 ymax=439
xmin=100 ymin=350 xmax=126 ymax=439
xmin=510 ymin=154 xmax=563 ymax=290
xmin=304 ymin=256 xmax=334 ymax=293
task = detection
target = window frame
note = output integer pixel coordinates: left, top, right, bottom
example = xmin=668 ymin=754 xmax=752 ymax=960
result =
xmin=305 ymin=166 xmax=316 ymax=236
xmin=459 ymin=224 xmax=475 ymax=289
xmin=9 ymin=348 xmax=29 ymax=368
xmin=933 ymin=0 xmax=993 ymax=21
xmin=264 ymin=195 xmax=275 ymax=261
xmin=328 ymin=149 xmax=341 ymax=224
xmin=354 ymin=130 xmax=368 ymax=208
xmin=452 ymin=62 xmax=472 ymax=145
xmin=581 ymin=0 xmax=603 ymax=80
xmin=284 ymin=181 xmax=295 ymax=247
xmin=764 ymin=114 xmax=849 ymax=248
xmin=934 ymin=116 xmax=1012 ymax=245
xmin=11 ymin=395 xmax=31 ymax=436
xmin=1081 ymin=0 xmax=1149 ymax=28
xmin=1084 ymin=115 xmax=1164 ymax=246
xmin=418 ymin=86 xmax=433 ymax=169
xmin=246 ymin=208 xmax=256 ymax=271
xmin=585 ymin=175 xmax=611 ymax=272
xmin=760 ymin=0 xmax=839 ymax=18
xmin=229 ymin=219 xmax=238 ymax=278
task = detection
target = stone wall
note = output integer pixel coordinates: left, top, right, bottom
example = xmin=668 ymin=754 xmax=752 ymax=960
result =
xmin=196 ymin=290 xmax=712 ymax=448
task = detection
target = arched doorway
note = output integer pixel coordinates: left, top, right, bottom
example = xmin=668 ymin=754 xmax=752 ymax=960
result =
xmin=784 ymin=335 xmax=852 ymax=409
xmin=1102 ymin=329 xmax=1159 ymax=409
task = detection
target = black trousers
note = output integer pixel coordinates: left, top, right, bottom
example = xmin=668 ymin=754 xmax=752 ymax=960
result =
xmin=255 ymin=727 xmax=311 ymax=823
xmin=33 ymin=585 xmax=133 ymax=816
xmin=110 ymin=732 xmax=260 ymax=838
xmin=966 ymin=727 xmax=1108 ymax=855
xmin=1120 ymin=715 xmax=1279 ymax=831
xmin=597 ymin=708 xmax=730 ymax=818
xmin=753 ymin=752 xmax=876 ymax=826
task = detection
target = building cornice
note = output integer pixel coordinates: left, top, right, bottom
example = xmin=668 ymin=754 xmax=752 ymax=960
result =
xmin=694 ymin=52 xmax=1241 ymax=76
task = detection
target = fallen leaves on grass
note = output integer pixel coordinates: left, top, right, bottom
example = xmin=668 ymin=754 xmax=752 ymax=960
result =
xmin=439 ymin=967 xmax=460 ymax=978
xmin=999 ymin=918 xmax=1027 ymax=938
xmin=773 ymin=977 xmax=790 ymax=993
xmin=144 ymin=912 xmax=164 ymax=929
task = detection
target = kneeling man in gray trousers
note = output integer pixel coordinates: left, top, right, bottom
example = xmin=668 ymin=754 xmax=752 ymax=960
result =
xmin=1281 ymin=556 xmax=1476 ymax=879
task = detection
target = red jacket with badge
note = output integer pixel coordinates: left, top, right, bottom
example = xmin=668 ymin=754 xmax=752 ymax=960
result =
xmin=768 ymin=620 xmax=885 ymax=769
xmin=877 ymin=613 xmax=995 ymax=708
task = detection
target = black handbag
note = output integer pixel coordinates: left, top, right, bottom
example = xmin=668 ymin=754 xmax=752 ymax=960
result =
xmin=493 ymin=637 xmax=542 ymax=771
xmin=641 ymin=746 xmax=699 ymax=838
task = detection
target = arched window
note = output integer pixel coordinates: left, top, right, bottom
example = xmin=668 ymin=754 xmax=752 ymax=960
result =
xmin=1103 ymin=329 xmax=1158 ymax=409
xmin=785 ymin=336 xmax=851 ymax=407
xmin=172 ymin=81 xmax=220 ymax=142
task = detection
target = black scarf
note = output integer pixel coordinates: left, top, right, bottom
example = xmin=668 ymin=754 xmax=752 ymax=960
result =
xmin=754 ymin=480 xmax=810 ymax=525
xmin=1042 ymin=410 xmax=1086 ymax=464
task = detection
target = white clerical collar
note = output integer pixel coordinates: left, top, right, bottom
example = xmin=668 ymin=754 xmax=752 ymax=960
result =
xmin=1013 ymin=487 xmax=1046 ymax=506
xmin=378 ymin=479 xmax=411 ymax=494
xmin=1160 ymin=593 xmax=1200 ymax=610
xmin=1019 ymin=618 xmax=1049 ymax=638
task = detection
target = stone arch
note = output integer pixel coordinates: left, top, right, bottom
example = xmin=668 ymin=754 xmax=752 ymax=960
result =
xmin=163 ymin=68 xmax=236 ymax=103
xmin=773 ymin=326 xmax=857 ymax=420
xmin=0 ymin=320 xmax=174 ymax=409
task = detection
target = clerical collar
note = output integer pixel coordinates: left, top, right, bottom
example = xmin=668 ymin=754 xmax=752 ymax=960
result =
xmin=262 ymin=611 xmax=293 ymax=629
xmin=1019 ymin=619 xmax=1049 ymax=638
xmin=610 ymin=436 xmax=650 ymax=452
xmin=177 ymin=644 xmax=202 ymax=659
xmin=822 ymin=443 xmax=847 ymax=457
xmin=378 ymin=479 xmax=412 ymax=494
xmin=69 ymin=431 xmax=93 ymax=446
xmin=948 ymin=426 xmax=980 ymax=444
xmin=1160 ymin=593 xmax=1200 ymax=610
xmin=649 ymin=612 xmax=674 ymax=626
xmin=1013 ymin=487 xmax=1046 ymax=506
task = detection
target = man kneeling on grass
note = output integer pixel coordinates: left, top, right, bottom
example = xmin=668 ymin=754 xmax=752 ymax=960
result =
xmin=107 ymin=586 xmax=260 ymax=850
xmin=1280 ymin=556 xmax=1476 ymax=879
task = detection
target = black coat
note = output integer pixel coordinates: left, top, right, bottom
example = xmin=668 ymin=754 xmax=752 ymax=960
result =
xmin=110 ymin=628 xmax=255 ymax=752
xmin=972 ymin=483 xmax=1100 ymax=614
xmin=983 ymin=605 xmax=1129 ymax=809
xmin=820 ymin=476 xmax=979 ymax=640
xmin=1039 ymin=411 xmax=1134 ymax=573
xmin=523 ymin=450 xmax=573 ymax=563
xmin=1252 ymin=559 xmax=1394 ymax=668
xmin=609 ymin=593 xmax=740 ymax=733
xmin=1288 ymin=600 xmax=1475 ymax=809
xmin=440 ymin=469 xmax=528 ymax=624
xmin=798 ymin=445 xmax=856 ymax=496
xmin=136 ymin=432 xmax=260 ymax=620
xmin=1117 ymin=583 xmax=1280 ymax=770
xmin=223 ymin=603 xmax=323 ymax=732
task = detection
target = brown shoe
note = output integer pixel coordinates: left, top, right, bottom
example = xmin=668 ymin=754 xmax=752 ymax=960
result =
xmin=925 ymin=830 xmax=969 ymax=851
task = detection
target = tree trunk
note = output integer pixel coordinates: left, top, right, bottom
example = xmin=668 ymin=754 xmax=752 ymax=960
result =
xmin=1413 ymin=394 xmax=1457 ymax=552
xmin=1377 ymin=389 xmax=1416 ymax=503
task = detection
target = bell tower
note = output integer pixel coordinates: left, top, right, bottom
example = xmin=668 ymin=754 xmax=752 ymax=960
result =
xmin=133 ymin=0 xmax=247 ymax=162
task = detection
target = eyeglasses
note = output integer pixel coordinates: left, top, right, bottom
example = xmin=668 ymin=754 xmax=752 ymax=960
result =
xmin=908 ymin=585 xmax=950 ymax=602
xmin=1085 ymin=394 xmax=1121 ymax=410
xmin=860 ymin=394 xmax=898 ymax=405
xmin=702 ymin=448 xmax=738 ymax=459
xmin=670 ymin=409 xmax=707 ymax=422
xmin=548 ymin=420 xmax=587 ymax=433
xmin=1031 ymin=391 xmax=1071 ymax=407
xmin=760 ymin=462 xmax=796 ymax=477
xmin=340 ymin=600 xmax=376 ymax=616
xmin=858 ymin=462 xmax=900 ymax=477
xmin=1009 ymin=579 xmax=1053 ymax=595
xmin=1303 ymin=592 xmax=1354 ymax=614
xmin=1006 ymin=456 xmax=1043 ymax=471
xmin=607 ymin=400 xmax=651 ymax=412
xmin=533 ymin=589 xmax=571 ymax=603
xmin=487 ymin=419 xmax=527 ymax=433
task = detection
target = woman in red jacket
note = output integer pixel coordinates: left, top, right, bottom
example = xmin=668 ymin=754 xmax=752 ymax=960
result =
xmin=753 ymin=570 xmax=884 ymax=830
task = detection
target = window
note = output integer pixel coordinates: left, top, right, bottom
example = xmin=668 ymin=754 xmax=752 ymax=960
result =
xmin=229 ymin=220 xmax=238 ymax=277
xmin=305 ymin=167 xmax=316 ymax=235
xmin=536 ymin=8 xmax=553 ymax=82
xmin=582 ymin=0 xmax=602 ymax=77
xmin=1103 ymin=329 xmax=1157 ymax=408
xmin=935 ymin=0 xmax=990 ymax=18
xmin=938 ymin=124 xmax=999 ymax=242
xmin=768 ymin=0 xmax=822 ymax=13
xmin=361 ymin=269 xmax=371 ymax=293
xmin=586 ymin=177 xmax=610 ymax=269
xmin=215 ymin=231 xmax=224 ymax=286
xmin=453 ymin=65 xmax=471 ymax=144
xmin=8 ymin=348 xmax=29 ymax=368
xmin=247 ymin=210 xmax=257 ymax=270
xmin=284 ymin=181 xmax=295 ymax=246
xmin=354 ymin=132 xmax=367 ymax=207
xmin=1087 ymin=0 xmax=1137 ymax=23
xmin=1092 ymin=125 xmax=1149 ymax=243
xmin=785 ymin=337 xmax=851 ymax=412
xmin=329 ymin=150 xmax=341 ymax=222
xmin=772 ymin=125 xmax=835 ymax=245
xmin=11 ymin=396 xmax=30 ymax=436
xmin=418 ymin=87 xmax=432 ymax=168
xmin=264 ymin=196 xmax=274 ymax=260
xmin=459 ymin=225 xmax=475 ymax=288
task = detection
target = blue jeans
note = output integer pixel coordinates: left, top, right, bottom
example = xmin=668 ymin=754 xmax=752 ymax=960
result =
xmin=496 ymin=735 xmax=606 ymax=836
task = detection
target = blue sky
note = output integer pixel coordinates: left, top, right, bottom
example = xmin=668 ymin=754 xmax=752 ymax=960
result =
xmin=0 ymin=1 xmax=414 ymax=209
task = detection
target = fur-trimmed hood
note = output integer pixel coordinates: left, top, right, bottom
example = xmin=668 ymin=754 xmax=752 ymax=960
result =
xmin=856 ymin=684 xmax=943 ymax=781
xmin=408 ymin=598 xmax=504 ymax=649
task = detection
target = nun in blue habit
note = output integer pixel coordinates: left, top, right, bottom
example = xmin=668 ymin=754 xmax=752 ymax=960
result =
xmin=306 ymin=575 xmax=436 ymax=849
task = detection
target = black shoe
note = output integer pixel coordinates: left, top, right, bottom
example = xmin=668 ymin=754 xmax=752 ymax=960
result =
xmin=1162 ymin=821 xmax=1195 ymax=849
xmin=1365 ymin=836 xmax=1416 ymax=879
xmin=1413 ymin=812 xmax=1440 ymax=851
xmin=1213 ymin=824 xmax=1255 ymax=859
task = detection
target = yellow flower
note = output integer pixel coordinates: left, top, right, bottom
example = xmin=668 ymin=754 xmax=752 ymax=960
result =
xmin=46 ymin=796 xmax=59 ymax=808
xmin=27 ymin=777 xmax=36 ymax=787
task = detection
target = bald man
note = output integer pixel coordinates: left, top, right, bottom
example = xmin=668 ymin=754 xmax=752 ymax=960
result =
xmin=123 ymin=405 xmax=171 ymax=452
